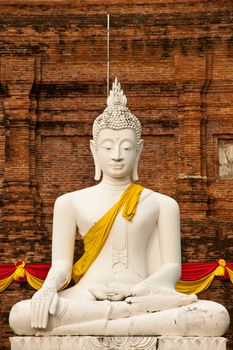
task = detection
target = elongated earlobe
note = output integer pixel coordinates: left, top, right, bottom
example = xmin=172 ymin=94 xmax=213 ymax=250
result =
xmin=132 ymin=160 xmax=139 ymax=181
xmin=94 ymin=161 xmax=101 ymax=181
xmin=132 ymin=139 xmax=144 ymax=181
xmin=90 ymin=140 xmax=102 ymax=181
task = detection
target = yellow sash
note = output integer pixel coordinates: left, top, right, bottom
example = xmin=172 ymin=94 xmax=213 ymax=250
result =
xmin=72 ymin=183 xmax=144 ymax=283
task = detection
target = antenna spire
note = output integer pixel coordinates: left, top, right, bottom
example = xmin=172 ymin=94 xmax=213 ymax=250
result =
xmin=107 ymin=14 xmax=110 ymax=97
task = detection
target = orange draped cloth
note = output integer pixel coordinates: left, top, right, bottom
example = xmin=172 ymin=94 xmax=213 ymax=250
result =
xmin=72 ymin=183 xmax=144 ymax=283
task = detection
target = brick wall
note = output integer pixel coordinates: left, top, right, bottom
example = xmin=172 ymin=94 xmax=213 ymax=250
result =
xmin=0 ymin=1 xmax=233 ymax=349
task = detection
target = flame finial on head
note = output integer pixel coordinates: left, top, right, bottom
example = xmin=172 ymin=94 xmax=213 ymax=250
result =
xmin=107 ymin=77 xmax=127 ymax=108
xmin=92 ymin=78 xmax=141 ymax=145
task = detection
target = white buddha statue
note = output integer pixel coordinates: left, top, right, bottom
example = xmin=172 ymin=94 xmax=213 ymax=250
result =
xmin=9 ymin=78 xmax=229 ymax=337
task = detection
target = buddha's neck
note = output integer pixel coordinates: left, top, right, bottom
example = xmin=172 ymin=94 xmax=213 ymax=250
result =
xmin=99 ymin=175 xmax=132 ymax=191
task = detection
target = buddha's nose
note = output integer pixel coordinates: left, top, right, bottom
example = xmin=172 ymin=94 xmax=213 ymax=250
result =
xmin=111 ymin=146 xmax=123 ymax=162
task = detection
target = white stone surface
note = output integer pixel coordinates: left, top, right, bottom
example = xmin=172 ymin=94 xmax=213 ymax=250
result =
xmin=9 ymin=79 xmax=230 ymax=337
xmin=10 ymin=336 xmax=227 ymax=350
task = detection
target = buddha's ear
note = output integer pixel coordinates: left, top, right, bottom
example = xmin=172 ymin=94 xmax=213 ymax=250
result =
xmin=132 ymin=139 xmax=144 ymax=181
xmin=90 ymin=140 xmax=101 ymax=181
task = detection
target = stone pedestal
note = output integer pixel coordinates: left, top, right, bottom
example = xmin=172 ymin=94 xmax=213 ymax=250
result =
xmin=10 ymin=336 xmax=227 ymax=350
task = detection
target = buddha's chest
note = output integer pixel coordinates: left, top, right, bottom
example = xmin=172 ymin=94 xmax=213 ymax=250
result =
xmin=73 ymin=193 xmax=159 ymax=272
xmin=72 ymin=192 xmax=159 ymax=241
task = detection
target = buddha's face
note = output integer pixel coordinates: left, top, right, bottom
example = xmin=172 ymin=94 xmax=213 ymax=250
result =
xmin=91 ymin=128 xmax=143 ymax=180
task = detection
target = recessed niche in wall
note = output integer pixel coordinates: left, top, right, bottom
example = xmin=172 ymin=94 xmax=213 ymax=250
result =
xmin=219 ymin=140 xmax=233 ymax=178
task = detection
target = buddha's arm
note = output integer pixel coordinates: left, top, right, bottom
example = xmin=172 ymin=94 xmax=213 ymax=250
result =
xmin=125 ymin=197 xmax=198 ymax=306
xmin=31 ymin=194 xmax=76 ymax=328
xmin=50 ymin=194 xmax=77 ymax=285
xmin=131 ymin=196 xmax=181 ymax=296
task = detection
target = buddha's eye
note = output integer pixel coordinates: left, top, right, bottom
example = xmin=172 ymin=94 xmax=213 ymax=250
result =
xmin=102 ymin=142 xmax=113 ymax=150
xmin=121 ymin=142 xmax=133 ymax=151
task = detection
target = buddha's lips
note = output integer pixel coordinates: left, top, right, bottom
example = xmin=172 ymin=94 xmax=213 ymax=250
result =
xmin=109 ymin=164 xmax=125 ymax=169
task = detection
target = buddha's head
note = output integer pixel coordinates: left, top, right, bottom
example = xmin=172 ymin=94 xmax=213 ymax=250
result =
xmin=91 ymin=78 xmax=143 ymax=181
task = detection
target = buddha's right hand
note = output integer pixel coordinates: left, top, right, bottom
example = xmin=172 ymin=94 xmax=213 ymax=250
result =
xmin=31 ymin=286 xmax=59 ymax=329
xmin=89 ymin=285 xmax=133 ymax=301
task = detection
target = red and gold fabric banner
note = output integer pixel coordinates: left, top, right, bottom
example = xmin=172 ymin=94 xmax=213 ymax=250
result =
xmin=0 ymin=260 xmax=49 ymax=292
xmin=176 ymin=259 xmax=233 ymax=294
xmin=1 ymin=259 xmax=233 ymax=294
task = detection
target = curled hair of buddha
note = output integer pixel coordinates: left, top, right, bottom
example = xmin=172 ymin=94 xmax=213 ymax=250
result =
xmin=92 ymin=78 xmax=141 ymax=146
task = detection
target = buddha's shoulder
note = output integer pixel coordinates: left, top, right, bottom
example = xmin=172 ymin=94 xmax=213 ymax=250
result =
xmin=54 ymin=185 xmax=99 ymax=206
xmin=143 ymin=188 xmax=179 ymax=210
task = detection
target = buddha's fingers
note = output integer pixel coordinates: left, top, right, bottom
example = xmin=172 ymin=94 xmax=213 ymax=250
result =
xmin=39 ymin=302 xmax=47 ymax=328
xmin=89 ymin=286 xmax=133 ymax=301
xmin=126 ymin=293 xmax=198 ymax=314
xmin=89 ymin=288 xmax=107 ymax=300
xmin=108 ymin=294 xmax=124 ymax=301
xmin=31 ymin=298 xmax=40 ymax=328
